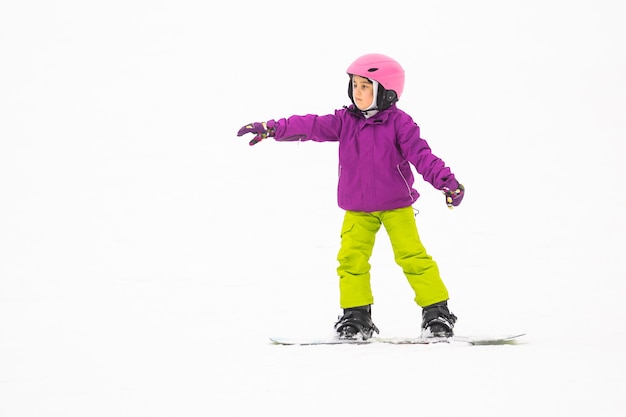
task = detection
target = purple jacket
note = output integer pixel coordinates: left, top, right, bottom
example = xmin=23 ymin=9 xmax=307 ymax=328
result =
xmin=269 ymin=105 xmax=458 ymax=212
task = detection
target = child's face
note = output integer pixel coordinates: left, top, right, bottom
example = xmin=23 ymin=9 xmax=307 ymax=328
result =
xmin=352 ymin=75 xmax=374 ymax=110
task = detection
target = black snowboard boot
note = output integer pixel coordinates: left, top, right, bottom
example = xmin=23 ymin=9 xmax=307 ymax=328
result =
xmin=421 ymin=301 xmax=457 ymax=338
xmin=334 ymin=305 xmax=380 ymax=340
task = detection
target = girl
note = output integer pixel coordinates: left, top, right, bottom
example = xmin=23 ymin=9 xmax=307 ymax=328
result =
xmin=237 ymin=53 xmax=464 ymax=340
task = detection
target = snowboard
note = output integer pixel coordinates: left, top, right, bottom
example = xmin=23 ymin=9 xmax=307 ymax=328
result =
xmin=270 ymin=333 xmax=525 ymax=346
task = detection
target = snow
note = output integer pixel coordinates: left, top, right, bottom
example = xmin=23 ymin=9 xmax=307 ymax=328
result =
xmin=1 ymin=0 xmax=624 ymax=416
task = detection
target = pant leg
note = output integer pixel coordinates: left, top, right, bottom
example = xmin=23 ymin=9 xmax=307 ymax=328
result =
xmin=381 ymin=206 xmax=449 ymax=307
xmin=336 ymin=210 xmax=381 ymax=309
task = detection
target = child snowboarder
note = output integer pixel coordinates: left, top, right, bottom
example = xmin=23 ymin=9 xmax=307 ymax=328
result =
xmin=237 ymin=53 xmax=464 ymax=340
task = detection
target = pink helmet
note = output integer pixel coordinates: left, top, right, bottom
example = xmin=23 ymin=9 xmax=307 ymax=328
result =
xmin=346 ymin=53 xmax=405 ymax=108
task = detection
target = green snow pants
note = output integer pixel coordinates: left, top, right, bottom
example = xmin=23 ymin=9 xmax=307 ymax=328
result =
xmin=337 ymin=206 xmax=449 ymax=309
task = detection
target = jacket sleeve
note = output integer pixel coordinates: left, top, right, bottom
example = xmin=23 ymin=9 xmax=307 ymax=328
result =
xmin=269 ymin=112 xmax=342 ymax=143
xmin=396 ymin=117 xmax=458 ymax=191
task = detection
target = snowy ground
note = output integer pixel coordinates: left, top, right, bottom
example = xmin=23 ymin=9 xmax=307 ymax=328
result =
xmin=1 ymin=1 xmax=625 ymax=416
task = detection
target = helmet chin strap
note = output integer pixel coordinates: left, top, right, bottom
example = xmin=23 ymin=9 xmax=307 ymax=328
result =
xmin=361 ymin=108 xmax=379 ymax=119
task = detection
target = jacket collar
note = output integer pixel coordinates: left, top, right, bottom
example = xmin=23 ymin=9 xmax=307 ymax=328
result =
xmin=346 ymin=104 xmax=395 ymax=120
xmin=347 ymin=104 xmax=395 ymax=125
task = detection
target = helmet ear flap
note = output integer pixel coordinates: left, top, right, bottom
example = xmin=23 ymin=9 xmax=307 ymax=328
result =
xmin=377 ymin=87 xmax=398 ymax=110
xmin=384 ymin=90 xmax=397 ymax=103
xmin=347 ymin=75 xmax=354 ymax=101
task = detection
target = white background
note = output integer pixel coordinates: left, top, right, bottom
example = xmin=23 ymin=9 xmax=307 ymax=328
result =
xmin=1 ymin=1 xmax=625 ymax=416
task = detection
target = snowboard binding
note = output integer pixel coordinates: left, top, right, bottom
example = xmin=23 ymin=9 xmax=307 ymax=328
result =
xmin=334 ymin=305 xmax=380 ymax=340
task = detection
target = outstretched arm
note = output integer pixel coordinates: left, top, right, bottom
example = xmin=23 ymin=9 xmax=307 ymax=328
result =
xmin=237 ymin=112 xmax=343 ymax=145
